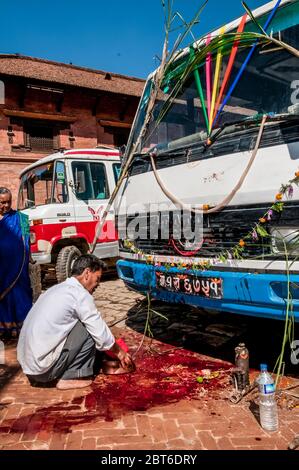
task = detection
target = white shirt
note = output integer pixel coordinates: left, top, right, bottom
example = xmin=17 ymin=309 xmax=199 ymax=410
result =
xmin=17 ymin=277 xmax=115 ymax=375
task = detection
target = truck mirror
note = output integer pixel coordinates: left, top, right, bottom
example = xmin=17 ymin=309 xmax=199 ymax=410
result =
xmin=119 ymin=145 xmax=127 ymax=161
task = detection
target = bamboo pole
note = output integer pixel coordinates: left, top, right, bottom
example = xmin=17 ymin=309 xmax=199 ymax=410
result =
xmin=90 ymin=13 xmax=170 ymax=253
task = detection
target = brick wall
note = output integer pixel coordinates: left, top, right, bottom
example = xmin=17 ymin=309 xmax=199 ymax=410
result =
xmin=0 ymin=76 xmax=140 ymax=203
xmin=0 ymin=161 xmax=25 ymax=208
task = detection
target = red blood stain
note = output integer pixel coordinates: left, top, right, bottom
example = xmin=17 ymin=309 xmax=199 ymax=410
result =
xmin=0 ymin=349 xmax=231 ymax=434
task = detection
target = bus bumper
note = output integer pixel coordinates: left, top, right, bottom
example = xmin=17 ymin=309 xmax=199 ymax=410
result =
xmin=117 ymin=260 xmax=299 ymax=322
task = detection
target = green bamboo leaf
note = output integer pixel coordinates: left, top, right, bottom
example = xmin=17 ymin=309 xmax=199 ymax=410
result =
xmin=158 ymin=30 xmax=269 ymax=127
xmin=242 ymin=1 xmax=267 ymax=36
xmin=150 ymin=309 xmax=169 ymax=321
xmin=233 ymin=249 xmax=243 ymax=260
xmin=256 ymin=225 xmax=270 ymax=238
xmin=172 ymin=12 xmax=197 ymax=43
xmin=168 ymin=33 xmax=183 ymax=61
xmin=167 ymin=0 xmax=209 ymax=64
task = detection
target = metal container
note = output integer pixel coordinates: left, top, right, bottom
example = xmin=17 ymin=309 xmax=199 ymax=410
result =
xmin=102 ymin=358 xmax=136 ymax=375
xmin=235 ymin=343 xmax=250 ymax=388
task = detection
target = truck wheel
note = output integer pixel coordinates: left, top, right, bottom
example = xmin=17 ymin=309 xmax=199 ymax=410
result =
xmin=56 ymin=246 xmax=82 ymax=283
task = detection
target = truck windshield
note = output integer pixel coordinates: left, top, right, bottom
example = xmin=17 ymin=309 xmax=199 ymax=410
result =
xmin=133 ymin=2 xmax=299 ymax=154
xmin=18 ymin=161 xmax=68 ymax=209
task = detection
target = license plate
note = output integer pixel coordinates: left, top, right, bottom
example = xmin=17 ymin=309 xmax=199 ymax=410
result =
xmin=156 ymin=271 xmax=223 ymax=299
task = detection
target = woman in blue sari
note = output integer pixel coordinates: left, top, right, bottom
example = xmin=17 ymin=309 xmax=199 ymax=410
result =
xmin=0 ymin=187 xmax=32 ymax=338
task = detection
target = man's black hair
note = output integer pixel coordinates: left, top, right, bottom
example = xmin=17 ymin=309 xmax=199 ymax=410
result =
xmin=0 ymin=187 xmax=12 ymax=196
xmin=71 ymin=255 xmax=107 ymax=276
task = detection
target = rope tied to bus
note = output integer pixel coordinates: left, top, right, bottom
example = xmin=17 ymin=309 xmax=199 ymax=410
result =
xmin=150 ymin=114 xmax=267 ymax=215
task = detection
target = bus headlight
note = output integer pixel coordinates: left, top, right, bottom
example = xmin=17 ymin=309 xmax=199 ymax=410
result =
xmin=270 ymin=228 xmax=299 ymax=255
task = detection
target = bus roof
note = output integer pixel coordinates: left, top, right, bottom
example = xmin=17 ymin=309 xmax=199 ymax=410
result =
xmin=146 ymin=0 xmax=294 ymax=78
xmin=207 ymin=0 xmax=292 ymax=38
xmin=20 ymin=147 xmax=120 ymax=177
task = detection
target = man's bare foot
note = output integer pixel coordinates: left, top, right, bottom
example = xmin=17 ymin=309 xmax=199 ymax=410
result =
xmin=56 ymin=379 xmax=93 ymax=390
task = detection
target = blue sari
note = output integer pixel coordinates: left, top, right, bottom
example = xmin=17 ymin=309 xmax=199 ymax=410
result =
xmin=0 ymin=210 xmax=32 ymax=333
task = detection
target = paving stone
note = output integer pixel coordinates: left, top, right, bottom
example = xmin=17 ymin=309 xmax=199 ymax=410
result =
xmin=65 ymin=431 xmax=83 ymax=450
xmin=135 ymin=414 xmax=151 ymax=438
xmin=164 ymin=419 xmax=182 ymax=441
xmin=2 ymin=404 xmax=23 ymax=420
xmin=100 ymin=435 xmax=153 ymax=446
xmin=0 ymin=432 xmax=23 ymax=446
xmin=167 ymin=438 xmax=202 ymax=450
xmin=216 ymin=437 xmax=235 ymax=450
xmin=180 ymin=424 xmax=198 ymax=443
xmin=84 ymin=428 xmax=137 ymax=439
xmin=197 ymin=431 xmax=218 ymax=450
xmin=81 ymin=438 xmax=97 ymax=450
xmin=2 ymin=442 xmax=32 ymax=450
xmin=149 ymin=416 xmax=168 ymax=444
xmin=26 ymin=441 xmax=50 ymax=450
xmin=49 ymin=433 xmax=67 ymax=450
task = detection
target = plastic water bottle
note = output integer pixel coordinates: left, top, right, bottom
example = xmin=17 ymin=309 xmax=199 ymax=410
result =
xmin=257 ymin=364 xmax=279 ymax=432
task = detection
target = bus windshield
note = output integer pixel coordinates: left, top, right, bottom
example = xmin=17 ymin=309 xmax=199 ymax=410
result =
xmin=133 ymin=1 xmax=299 ymax=154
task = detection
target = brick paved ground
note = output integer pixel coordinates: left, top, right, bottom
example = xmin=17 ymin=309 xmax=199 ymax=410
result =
xmin=0 ymin=277 xmax=298 ymax=451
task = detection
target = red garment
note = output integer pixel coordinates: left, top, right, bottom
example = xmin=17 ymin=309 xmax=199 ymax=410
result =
xmin=106 ymin=338 xmax=129 ymax=358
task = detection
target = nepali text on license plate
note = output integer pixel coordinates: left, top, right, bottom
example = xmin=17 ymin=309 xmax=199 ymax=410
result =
xmin=155 ymin=271 xmax=223 ymax=299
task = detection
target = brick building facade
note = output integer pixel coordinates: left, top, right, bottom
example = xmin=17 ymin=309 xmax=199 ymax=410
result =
xmin=0 ymin=54 xmax=145 ymax=202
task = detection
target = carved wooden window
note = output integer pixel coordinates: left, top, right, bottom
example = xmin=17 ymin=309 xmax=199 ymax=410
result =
xmin=103 ymin=125 xmax=130 ymax=147
xmin=24 ymin=121 xmax=59 ymax=152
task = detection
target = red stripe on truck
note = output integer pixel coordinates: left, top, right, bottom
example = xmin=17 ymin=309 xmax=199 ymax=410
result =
xmin=30 ymin=220 xmax=118 ymax=253
xmin=66 ymin=151 xmax=120 ymax=157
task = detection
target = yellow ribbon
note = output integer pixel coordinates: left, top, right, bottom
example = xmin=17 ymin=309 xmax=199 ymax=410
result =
xmin=209 ymin=26 xmax=226 ymax=133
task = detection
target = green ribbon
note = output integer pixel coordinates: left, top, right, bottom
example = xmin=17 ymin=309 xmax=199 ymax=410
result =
xmin=189 ymin=46 xmax=209 ymax=133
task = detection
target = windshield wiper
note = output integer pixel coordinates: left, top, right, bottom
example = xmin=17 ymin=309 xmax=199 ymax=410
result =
xmin=206 ymin=113 xmax=299 ymax=149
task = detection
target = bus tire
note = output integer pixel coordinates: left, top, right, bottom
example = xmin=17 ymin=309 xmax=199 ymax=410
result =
xmin=56 ymin=246 xmax=82 ymax=283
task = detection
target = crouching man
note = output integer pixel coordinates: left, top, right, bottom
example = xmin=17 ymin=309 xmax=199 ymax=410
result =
xmin=17 ymin=255 xmax=134 ymax=390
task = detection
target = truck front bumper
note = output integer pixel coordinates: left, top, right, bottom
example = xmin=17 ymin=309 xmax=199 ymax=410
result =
xmin=31 ymin=252 xmax=51 ymax=265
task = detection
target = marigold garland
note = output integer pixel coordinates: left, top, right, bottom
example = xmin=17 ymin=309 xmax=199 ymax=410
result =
xmin=123 ymin=171 xmax=299 ymax=271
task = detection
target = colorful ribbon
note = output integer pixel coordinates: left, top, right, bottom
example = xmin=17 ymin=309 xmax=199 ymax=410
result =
xmin=190 ymin=46 xmax=209 ymax=132
xmin=205 ymin=33 xmax=212 ymax=119
xmin=213 ymin=0 xmax=282 ymax=127
xmin=209 ymin=26 xmax=226 ymax=133
xmin=212 ymin=13 xmax=247 ymax=125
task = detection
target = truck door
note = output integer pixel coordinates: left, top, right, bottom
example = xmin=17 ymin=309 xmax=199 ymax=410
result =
xmin=71 ymin=160 xmax=112 ymax=246
xmin=53 ymin=160 xmax=75 ymax=223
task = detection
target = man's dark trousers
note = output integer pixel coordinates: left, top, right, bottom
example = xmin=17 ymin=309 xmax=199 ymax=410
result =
xmin=27 ymin=321 xmax=96 ymax=384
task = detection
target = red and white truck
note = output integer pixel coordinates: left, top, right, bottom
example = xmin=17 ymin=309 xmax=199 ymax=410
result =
xmin=18 ymin=147 xmax=121 ymax=282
